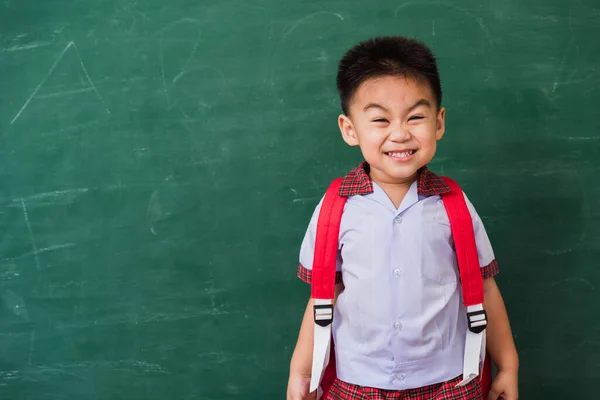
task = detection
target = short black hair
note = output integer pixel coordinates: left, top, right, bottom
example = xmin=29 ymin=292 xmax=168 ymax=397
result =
xmin=336 ymin=36 xmax=442 ymax=114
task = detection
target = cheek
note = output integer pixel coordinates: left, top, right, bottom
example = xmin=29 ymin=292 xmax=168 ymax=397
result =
xmin=363 ymin=132 xmax=388 ymax=151
xmin=419 ymin=137 xmax=437 ymax=150
xmin=356 ymin=126 xmax=384 ymax=144
xmin=414 ymin=129 xmax=439 ymax=151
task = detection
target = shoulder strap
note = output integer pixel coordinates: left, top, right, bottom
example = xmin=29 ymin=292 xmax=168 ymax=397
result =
xmin=312 ymin=178 xmax=347 ymax=301
xmin=310 ymin=178 xmax=347 ymax=396
xmin=441 ymin=177 xmax=490 ymax=388
xmin=440 ymin=177 xmax=484 ymax=308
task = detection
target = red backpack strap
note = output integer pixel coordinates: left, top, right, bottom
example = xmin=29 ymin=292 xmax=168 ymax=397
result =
xmin=440 ymin=177 xmax=485 ymax=310
xmin=312 ymin=178 xmax=347 ymax=303
xmin=309 ymin=178 xmax=347 ymax=396
xmin=441 ymin=177 xmax=489 ymax=389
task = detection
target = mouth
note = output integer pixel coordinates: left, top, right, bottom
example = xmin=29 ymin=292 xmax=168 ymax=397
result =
xmin=385 ymin=150 xmax=416 ymax=161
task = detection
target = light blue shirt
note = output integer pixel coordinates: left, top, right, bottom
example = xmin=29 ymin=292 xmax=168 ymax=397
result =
xmin=299 ymin=178 xmax=496 ymax=390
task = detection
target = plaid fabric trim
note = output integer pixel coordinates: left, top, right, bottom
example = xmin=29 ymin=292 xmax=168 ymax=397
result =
xmin=297 ymin=264 xmax=342 ymax=284
xmin=481 ymin=259 xmax=499 ymax=280
xmin=418 ymin=168 xmax=452 ymax=197
xmin=339 ymin=162 xmax=450 ymax=198
xmin=339 ymin=162 xmax=373 ymax=197
xmin=326 ymin=375 xmax=482 ymax=400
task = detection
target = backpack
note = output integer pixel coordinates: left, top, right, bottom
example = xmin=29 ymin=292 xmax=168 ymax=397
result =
xmin=309 ymin=177 xmax=492 ymax=399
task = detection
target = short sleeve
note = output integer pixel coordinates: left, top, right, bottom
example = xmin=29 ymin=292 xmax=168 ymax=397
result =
xmin=297 ymin=198 xmax=343 ymax=284
xmin=464 ymin=193 xmax=499 ymax=279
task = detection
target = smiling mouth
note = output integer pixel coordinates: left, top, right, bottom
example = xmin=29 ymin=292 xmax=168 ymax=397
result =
xmin=385 ymin=150 xmax=416 ymax=160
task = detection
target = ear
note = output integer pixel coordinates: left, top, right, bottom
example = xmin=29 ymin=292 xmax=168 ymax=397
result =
xmin=338 ymin=114 xmax=359 ymax=146
xmin=435 ymin=107 xmax=446 ymax=140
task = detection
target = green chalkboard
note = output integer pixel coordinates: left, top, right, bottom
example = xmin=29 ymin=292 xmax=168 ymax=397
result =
xmin=1 ymin=0 xmax=599 ymax=398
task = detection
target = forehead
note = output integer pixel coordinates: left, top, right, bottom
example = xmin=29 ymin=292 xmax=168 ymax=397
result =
xmin=350 ymin=75 xmax=435 ymax=111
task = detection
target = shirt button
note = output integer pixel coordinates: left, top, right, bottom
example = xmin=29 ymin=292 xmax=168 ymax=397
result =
xmin=397 ymin=373 xmax=406 ymax=381
xmin=393 ymin=321 xmax=402 ymax=331
xmin=393 ymin=268 xmax=403 ymax=278
xmin=394 ymin=216 xmax=402 ymax=224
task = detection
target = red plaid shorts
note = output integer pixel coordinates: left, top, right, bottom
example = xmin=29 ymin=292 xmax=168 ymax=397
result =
xmin=325 ymin=375 xmax=482 ymax=400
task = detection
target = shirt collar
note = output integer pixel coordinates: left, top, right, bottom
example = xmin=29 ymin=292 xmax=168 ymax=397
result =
xmin=339 ymin=161 xmax=451 ymax=198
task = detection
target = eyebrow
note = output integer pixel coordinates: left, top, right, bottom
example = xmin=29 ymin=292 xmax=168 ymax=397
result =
xmin=407 ymin=99 xmax=432 ymax=112
xmin=363 ymin=103 xmax=390 ymax=113
xmin=362 ymin=99 xmax=432 ymax=113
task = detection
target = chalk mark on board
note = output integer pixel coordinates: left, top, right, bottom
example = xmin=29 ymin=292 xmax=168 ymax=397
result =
xmin=1 ymin=41 xmax=52 ymax=52
xmin=10 ymin=43 xmax=72 ymax=124
xmin=548 ymin=277 xmax=595 ymax=291
xmin=20 ymin=200 xmax=41 ymax=271
xmin=159 ymin=39 xmax=171 ymax=106
xmin=35 ymin=87 xmax=95 ymax=99
xmin=128 ymin=16 xmax=137 ymax=34
xmin=552 ymin=39 xmax=579 ymax=94
xmin=158 ymin=18 xmax=202 ymax=107
xmin=41 ymin=243 xmax=75 ymax=254
xmin=394 ymin=2 xmax=493 ymax=48
xmin=172 ymin=38 xmax=200 ymax=84
xmin=72 ymin=42 xmax=110 ymax=115
xmin=552 ymin=39 xmax=572 ymax=93
xmin=559 ymin=135 xmax=600 ymax=141
xmin=1 ymin=289 xmax=30 ymax=321
xmin=3 ymin=243 xmax=76 ymax=262
xmin=10 ymin=41 xmax=110 ymax=125
xmin=17 ymin=188 xmax=90 ymax=202
xmin=293 ymin=197 xmax=320 ymax=204
xmin=28 ymin=330 xmax=36 ymax=365
xmin=282 ymin=12 xmax=344 ymax=41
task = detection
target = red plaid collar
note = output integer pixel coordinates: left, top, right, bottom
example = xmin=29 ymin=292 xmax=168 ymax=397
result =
xmin=339 ymin=162 xmax=451 ymax=197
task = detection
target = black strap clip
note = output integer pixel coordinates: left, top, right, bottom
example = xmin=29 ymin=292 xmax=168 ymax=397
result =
xmin=467 ymin=309 xmax=487 ymax=334
xmin=314 ymin=304 xmax=333 ymax=327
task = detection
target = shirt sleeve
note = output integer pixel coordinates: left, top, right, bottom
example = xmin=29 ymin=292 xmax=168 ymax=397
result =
xmin=297 ymin=198 xmax=343 ymax=284
xmin=464 ymin=193 xmax=499 ymax=279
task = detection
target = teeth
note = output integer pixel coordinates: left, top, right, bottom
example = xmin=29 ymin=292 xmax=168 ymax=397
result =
xmin=388 ymin=151 xmax=414 ymax=157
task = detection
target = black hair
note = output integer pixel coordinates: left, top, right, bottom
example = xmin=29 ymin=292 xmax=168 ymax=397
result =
xmin=336 ymin=36 xmax=442 ymax=114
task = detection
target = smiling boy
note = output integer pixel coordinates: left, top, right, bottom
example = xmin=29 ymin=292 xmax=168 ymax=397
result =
xmin=287 ymin=36 xmax=519 ymax=400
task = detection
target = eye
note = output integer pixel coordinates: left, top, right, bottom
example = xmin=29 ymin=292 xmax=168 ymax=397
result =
xmin=408 ymin=115 xmax=425 ymax=121
xmin=372 ymin=118 xmax=389 ymax=123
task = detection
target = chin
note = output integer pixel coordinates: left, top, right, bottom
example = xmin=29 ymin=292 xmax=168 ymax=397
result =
xmin=369 ymin=165 xmax=419 ymax=183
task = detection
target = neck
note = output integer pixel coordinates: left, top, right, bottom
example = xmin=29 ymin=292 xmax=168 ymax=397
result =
xmin=370 ymin=172 xmax=418 ymax=209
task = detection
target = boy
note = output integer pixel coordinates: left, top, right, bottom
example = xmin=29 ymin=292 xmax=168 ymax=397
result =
xmin=287 ymin=37 xmax=519 ymax=400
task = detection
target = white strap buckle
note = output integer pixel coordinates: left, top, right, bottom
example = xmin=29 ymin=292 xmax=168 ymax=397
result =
xmin=314 ymin=304 xmax=334 ymax=327
xmin=310 ymin=299 xmax=333 ymax=396
xmin=457 ymin=304 xmax=487 ymax=387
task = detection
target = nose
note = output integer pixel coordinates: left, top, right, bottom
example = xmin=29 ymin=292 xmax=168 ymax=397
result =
xmin=389 ymin=123 xmax=411 ymax=142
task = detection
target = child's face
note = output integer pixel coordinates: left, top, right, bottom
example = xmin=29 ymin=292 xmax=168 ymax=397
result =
xmin=338 ymin=75 xmax=445 ymax=186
